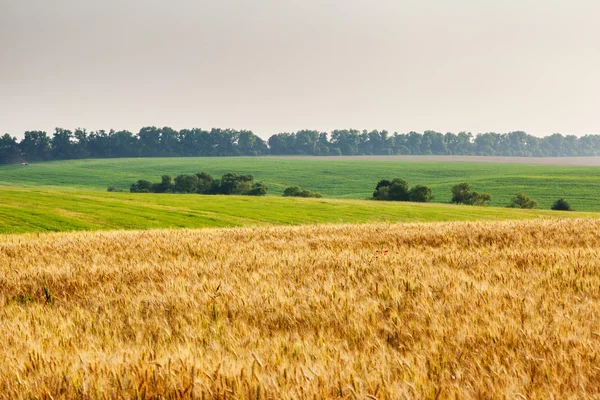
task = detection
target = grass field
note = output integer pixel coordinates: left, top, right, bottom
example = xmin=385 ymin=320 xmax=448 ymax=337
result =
xmin=3 ymin=219 xmax=600 ymax=398
xmin=2 ymin=156 xmax=600 ymax=210
xmin=1 ymin=187 xmax=595 ymax=234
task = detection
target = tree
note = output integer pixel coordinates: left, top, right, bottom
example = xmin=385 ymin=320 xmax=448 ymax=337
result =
xmin=217 ymin=173 xmax=253 ymax=194
xmin=451 ymin=183 xmax=492 ymax=206
xmin=73 ymin=128 xmax=90 ymax=158
xmin=51 ymin=128 xmax=77 ymax=160
xmin=246 ymin=182 xmax=268 ymax=196
xmin=507 ymin=193 xmax=537 ymax=209
xmin=174 ymin=174 xmax=199 ymax=193
xmin=138 ymin=126 xmax=162 ymax=157
xmin=130 ymin=180 xmax=153 ymax=193
xmin=408 ymin=185 xmax=434 ymax=202
xmin=372 ymin=178 xmax=410 ymax=201
xmin=195 ymin=172 xmax=214 ymax=194
xmin=295 ymin=130 xmax=319 ymax=154
xmin=388 ymin=179 xmax=410 ymax=201
xmin=282 ymin=186 xmax=322 ymax=198
xmin=283 ymin=186 xmax=303 ymax=197
xmin=151 ymin=175 xmax=174 ymax=193
xmin=0 ymin=134 xmax=20 ymax=164
xmin=10 ymin=125 xmax=600 ymax=163
xmin=551 ymin=198 xmax=572 ymax=211
xmin=450 ymin=183 xmax=471 ymax=204
xmin=19 ymin=131 xmax=50 ymax=161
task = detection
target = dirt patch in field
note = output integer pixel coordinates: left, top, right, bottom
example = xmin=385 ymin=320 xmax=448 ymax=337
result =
xmin=269 ymin=155 xmax=600 ymax=166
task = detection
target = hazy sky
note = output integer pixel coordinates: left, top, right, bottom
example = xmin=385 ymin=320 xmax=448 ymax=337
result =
xmin=1 ymin=0 xmax=599 ymax=139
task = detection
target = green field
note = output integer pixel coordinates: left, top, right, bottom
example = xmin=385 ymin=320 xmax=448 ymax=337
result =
xmin=1 ymin=157 xmax=600 ymax=210
xmin=1 ymin=157 xmax=600 ymax=234
xmin=0 ymin=187 xmax=595 ymax=234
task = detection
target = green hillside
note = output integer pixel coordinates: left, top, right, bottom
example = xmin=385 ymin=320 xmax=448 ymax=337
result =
xmin=0 ymin=187 xmax=595 ymax=234
xmin=1 ymin=157 xmax=599 ymax=210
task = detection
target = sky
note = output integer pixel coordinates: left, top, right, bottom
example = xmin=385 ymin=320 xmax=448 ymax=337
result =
xmin=1 ymin=0 xmax=599 ymax=139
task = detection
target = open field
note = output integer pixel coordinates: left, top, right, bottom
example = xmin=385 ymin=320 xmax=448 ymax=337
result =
xmin=1 ymin=187 xmax=595 ymax=234
xmin=2 ymin=156 xmax=600 ymax=211
xmin=274 ymin=155 xmax=600 ymax=166
xmin=2 ymin=218 xmax=600 ymax=398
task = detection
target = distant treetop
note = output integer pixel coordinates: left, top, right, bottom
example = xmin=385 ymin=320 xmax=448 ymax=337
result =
xmin=2 ymin=127 xmax=600 ymax=164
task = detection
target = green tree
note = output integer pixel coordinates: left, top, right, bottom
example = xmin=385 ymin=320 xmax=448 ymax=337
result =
xmin=372 ymin=179 xmax=392 ymax=200
xmin=174 ymin=174 xmax=199 ymax=193
xmin=408 ymin=185 xmax=434 ymax=202
xmin=246 ymin=182 xmax=268 ymax=196
xmin=0 ymin=134 xmax=20 ymax=164
xmin=51 ymin=128 xmax=77 ymax=159
xmin=507 ymin=193 xmax=537 ymax=209
xmin=151 ymin=175 xmax=174 ymax=193
xmin=217 ymin=173 xmax=254 ymax=194
xmin=551 ymin=198 xmax=572 ymax=211
xmin=451 ymin=183 xmax=492 ymax=206
xmin=195 ymin=172 xmax=214 ymax=194
xmin=372 ymin=178 xmax=409 ymax=201
xmin=282 ymin=186 xmax=322 ymax=198
xmin=19 ymin=131 xmax=51 ymax=161
xmin=283 ymin=186 xmax=303 ymax=197
xmin=130 ymin=180 xmax=153 ymax=193
xmin=388 ymin=179 xmax=410 ymax=201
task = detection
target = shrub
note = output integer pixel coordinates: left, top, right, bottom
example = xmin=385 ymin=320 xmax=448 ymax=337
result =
xmin=174 ymin=174 xmax=200 ymax=193
xmin=450 ymin=183 xmax=492 ymax=206
xmin=283 ymin=186 xmax=302 ymax=197
xmin=283 ymin=186 xmax=322 ymax=198
xmin=373 ymin=179 xmax=409 ymax=201
xmin=388 ymin=179 xmax=409 ymax=201
xmin=195 ymin=172 xmax=214 ymax=194
xmin=107 ymin=186 xmax=123 ymax=192
xmin=551 ymin=198 xmax=572 ymax=211
xmin=450 ymin=183 xmax=472 ymax=204
xmin=129 ymin=172 xmax=269 ymax=196
xmin=373 ymin=179 xmax=432 ymax=202
xmin=507 ymin=193 xmax=537 ymax=209
xmin=408 ymin=185 xmax=434 ymax=202
xmin=130 ymin=180 xmax=153 ymax=193
xmin=246 ymin=182 xmax=268 ymax=196
xmin=218 ymin=173 xmax=254 ymax=195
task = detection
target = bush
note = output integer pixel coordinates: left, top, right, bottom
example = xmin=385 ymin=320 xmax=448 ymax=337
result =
xmin=551 ymin=198 xmax=572 ymax=211
xmin=130 ymin=180 xmax=153 ymax=193
xmin=408 ymin=185 xmax=434 ymax=202
xmin=283 ymin=186 xmax=322 ymax=198
xmin=195 ymin=172 xmax=214 ymax=194
xmin=246 ymin=182 xmax=268 ymax=196
xmin=218 ymin=173 xmax=254 ymax=195
xmin=450 ymin=183 xmax=492 ymax=206
xmin=388 ymin=179 xmax=409 ymax=201
xmin=174 ymin=174 xmax=199 ymax=193
xmin=507 ymin=193 xmax=537 ymax=209
xmin=106 ymin=185 xmax=123 ymax=192
xmin=373 ymin=179 xmax=409 ymax=201
xmin=373 ymin=179 xmax=432 ymax=202
xmin=129 ymin=172 xmax=268 ymax=196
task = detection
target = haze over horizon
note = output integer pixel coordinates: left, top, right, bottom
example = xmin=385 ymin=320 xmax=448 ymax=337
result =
xmin=2 ymin=0 xmax=599 ymax=139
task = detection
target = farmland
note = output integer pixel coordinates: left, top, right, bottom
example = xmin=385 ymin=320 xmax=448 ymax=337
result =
xmin=3 ymin=218 xmax=600 ymax=398
xmin=1 ymin=187 xmax=594 ymax=234
xmin=2 ymin=156 xmax=600 ymax=398
xmin=2 ymin=156 xmax=600 ymax=211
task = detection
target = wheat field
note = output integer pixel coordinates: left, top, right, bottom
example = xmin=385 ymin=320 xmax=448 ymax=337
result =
xmin=2 ymin=219 xmax=600 ymax=398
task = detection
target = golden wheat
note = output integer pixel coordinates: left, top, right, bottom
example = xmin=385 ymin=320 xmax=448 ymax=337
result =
xmin=2 ymin=219 xmax=600 ymax=398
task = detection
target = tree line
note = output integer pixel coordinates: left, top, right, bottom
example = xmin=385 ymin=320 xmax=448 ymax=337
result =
xmin=3 ymin=127 xmax=600 ymax=164
xmin=127 ymin=172 xmax=268 ymax=196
